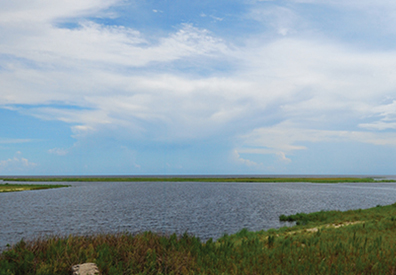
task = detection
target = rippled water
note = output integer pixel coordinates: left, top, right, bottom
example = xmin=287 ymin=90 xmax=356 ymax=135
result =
xmin=2 ymin=181 xmax=396 ymax=249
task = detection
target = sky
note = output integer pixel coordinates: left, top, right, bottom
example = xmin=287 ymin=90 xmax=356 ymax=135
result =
xmin=1 ymin=0 xmax=396 ymax=175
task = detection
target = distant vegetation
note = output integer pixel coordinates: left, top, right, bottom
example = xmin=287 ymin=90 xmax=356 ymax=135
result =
xmin=1 ymin=176 xmax=394 ymax=183
xmin=0 ymin=183 xmax=69 ymax=193
xmin=2 ymin=203 xmax=396 ymax=274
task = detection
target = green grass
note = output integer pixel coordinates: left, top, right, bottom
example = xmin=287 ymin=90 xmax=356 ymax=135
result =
xmin=3 ymin=203 xmax=396 ymax=274
xmin=1 ymin=176 xmax=394 ymax=183
xmin=278 ymin=203 xmax=391 ymax=226
xmin=0 ymin=183 xmax=69 ymax=193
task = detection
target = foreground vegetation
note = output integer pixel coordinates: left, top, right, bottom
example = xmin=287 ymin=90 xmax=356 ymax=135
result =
xmin=1 ymin=176 xmax=394 ymax=183
xmin=0 ymin=183 xmax=69 ymax=193
xmin=2 ymin=203 xmax=396 ymax=274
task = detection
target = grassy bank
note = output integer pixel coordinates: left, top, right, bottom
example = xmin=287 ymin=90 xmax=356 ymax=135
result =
xmin=1 ymin=176 xmax=394 ymax=183
xmin=2 ymin=203 xmax=396 ymax=274
xmin=0 ymin=183 xmax=69 ymax=193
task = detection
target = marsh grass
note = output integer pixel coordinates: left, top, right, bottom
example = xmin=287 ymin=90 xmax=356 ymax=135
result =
xmin=3 ymin=204 xmax=396 ymax=274
xmin=1 ymin=177 xmax=393 ymax=183
xmin=0 ymin=183 xmax=69 ymax=193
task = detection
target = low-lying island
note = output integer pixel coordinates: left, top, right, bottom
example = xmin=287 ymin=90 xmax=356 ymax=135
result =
xmin=0 ymin=183 xmax=69 ymax=193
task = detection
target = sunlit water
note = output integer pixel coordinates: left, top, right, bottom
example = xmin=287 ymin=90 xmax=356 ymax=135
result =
xmin=2 ymin=181 xmax=396 ymax=249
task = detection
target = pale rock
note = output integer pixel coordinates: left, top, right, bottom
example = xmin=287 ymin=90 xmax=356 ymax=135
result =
xmin=71 ymin=263 xmax=100 ymax=275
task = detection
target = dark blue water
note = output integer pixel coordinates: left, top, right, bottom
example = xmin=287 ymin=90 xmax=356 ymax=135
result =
xmin=1 ymin=181 xmax=396 ymax=249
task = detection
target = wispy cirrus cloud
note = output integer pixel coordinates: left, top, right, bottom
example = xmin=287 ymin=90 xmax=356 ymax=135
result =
xmin=0 ymin=138 xmax=32 ymax=144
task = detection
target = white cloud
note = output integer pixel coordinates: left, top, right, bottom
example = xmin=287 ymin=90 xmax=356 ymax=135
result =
xmin=0 ymin=21 xmax=225 ymax=69
xmin=359 ymin=100 xmax=396 ymax=130
xmin=232 ymin=150 xmax=259 ymax=167
xmin=238 ymin=122 xmax=396 ymax=161
xmin=0 ymin=21 xmax=229 ymax=108
xmin=0 ymin=0 xmax=120 ymax=24
xmin=48 ymin=148 xmax=68 ymax=156
xmin=0 ymin=152 xmax=37 ymax=172
xmin=71 ymin=125 xmax=96 ymax=138
xmin=4 ymin=30 xmax=396 ymax=147
xmin=359 ymin=122 xmax=396 ymax=131
xmin=277 ymin=152 xmax=292 ymax=163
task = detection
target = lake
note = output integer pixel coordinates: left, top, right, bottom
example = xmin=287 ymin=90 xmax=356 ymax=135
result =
xmin=2 ymin=181 xmax=396 ymax=249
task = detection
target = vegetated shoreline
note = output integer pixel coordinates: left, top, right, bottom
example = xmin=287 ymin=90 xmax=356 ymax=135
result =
xmin=0 ymin=183 xmax=69 ymax=193
xmin=1 ymin=176 xmax=395 ymax=183
xmin=2 ymin=203 xmax=396 ymax=274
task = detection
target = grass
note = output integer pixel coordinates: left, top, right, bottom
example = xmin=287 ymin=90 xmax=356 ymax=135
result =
xmin=0 ymin=183 xmax=69 ymax=193
xmin=1 ymin=176 xmax=394 ymax=183
xmin=2 ymin=203 xmax=396 ymax=274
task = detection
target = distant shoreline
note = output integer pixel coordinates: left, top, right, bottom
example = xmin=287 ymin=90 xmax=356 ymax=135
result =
xmin=1 ymin=176 xmax=395 ymax=183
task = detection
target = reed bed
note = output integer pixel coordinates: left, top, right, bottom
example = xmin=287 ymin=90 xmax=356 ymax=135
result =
xmin=2 ymin=203 xmax=396 ymax=274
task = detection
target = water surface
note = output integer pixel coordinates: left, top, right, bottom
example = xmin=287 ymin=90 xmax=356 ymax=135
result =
xmin=1 ymin=181 xmax=396 ymax=249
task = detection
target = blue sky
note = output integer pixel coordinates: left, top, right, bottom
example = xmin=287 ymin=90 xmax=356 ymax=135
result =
xmin=1 ymin=0 xmax=396 ymax=175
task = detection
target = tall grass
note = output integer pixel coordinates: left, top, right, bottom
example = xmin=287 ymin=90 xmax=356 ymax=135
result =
xmin=2 ymin=203 xmax=396 ymax=274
